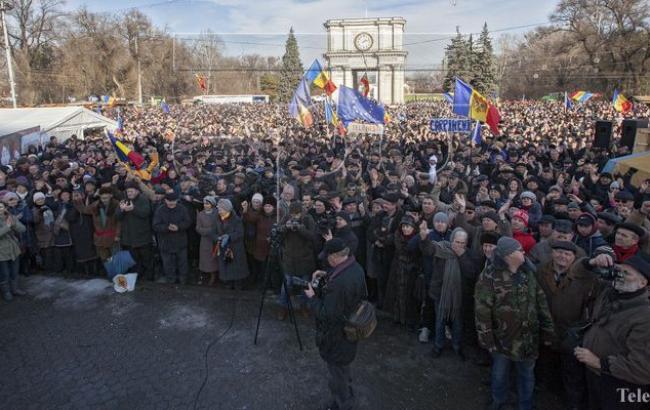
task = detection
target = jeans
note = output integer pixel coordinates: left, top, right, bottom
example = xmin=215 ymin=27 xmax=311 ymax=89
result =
xmin=0 ymin=258 xmax=20 ymax=284
xmin=491 ymin=352 xmax=536 ymax=410
xmin=161 ymin=248 xmax=188 ymax=283
xmin=434 ymin=314 xmax=463 ymax=351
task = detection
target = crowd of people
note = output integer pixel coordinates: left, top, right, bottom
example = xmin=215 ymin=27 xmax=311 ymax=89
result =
xmin=1 ymin=98 xmax=649 ymax=409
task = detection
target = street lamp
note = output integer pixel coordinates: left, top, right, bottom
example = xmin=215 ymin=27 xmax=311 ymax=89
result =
xmin=0 ymin=0 xmax=17 ymax=108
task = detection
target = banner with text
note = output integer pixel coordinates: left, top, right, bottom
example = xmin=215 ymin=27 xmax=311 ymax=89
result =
xmin=429 ymin=118 xmax=472 ymax=133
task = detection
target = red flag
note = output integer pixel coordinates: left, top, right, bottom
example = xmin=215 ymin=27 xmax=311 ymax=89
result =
xmin=360 ymin=74 xmax=370 ymax=97
xmin=324 ymin=79 xmax=337 ymax=96
xmin=486 ymin=104 xmax=501 ymax=135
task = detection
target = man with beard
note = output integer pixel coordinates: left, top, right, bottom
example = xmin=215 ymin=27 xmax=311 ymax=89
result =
xmin=575 ymin=254 xmax=650 ymax=409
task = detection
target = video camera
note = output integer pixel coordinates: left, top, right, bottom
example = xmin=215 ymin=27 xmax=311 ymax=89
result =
xmin=594 ymin=265 xmax=625 ymax=282
xmin=290 ymin=275 xmax=326 ymax=292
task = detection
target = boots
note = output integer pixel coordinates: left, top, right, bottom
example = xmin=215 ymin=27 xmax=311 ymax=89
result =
xmin=1 ymin=282 xmax=13 ymax=301
xmin=10 ymin=278 xmax=26 ymax=296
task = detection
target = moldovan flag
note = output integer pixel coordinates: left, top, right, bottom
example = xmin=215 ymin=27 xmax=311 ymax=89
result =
xmin=305 ymin=59 xmax=337 ymax=96
xmin=612 ymin=89 xmax=632 ymax=113
xmin=288 ymin=77 xmax=314 ymax=128
xmin=452 ymin=78 xmax=500 ymax=135
xmin=107 ymin=131 xmax=145 ymax=170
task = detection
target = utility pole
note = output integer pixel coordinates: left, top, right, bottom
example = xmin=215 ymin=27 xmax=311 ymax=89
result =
xmin=1 ymin=0 xmax=17 ymax=108
xmin=135 ymin=34 xmax=143 ymax=105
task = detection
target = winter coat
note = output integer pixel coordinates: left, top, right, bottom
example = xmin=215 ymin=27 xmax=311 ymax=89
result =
xmin=333 ymin=226 xmax=358 ymax=256
xmin=243 ymin=210 xmax=275 ymax=262
xmin=75 ymin=199 xmax=121 ymax=249
xmin=582 ymin=288 xmax=650 ymax=386
xmin=280 ymin=213 xmax=317 ymax=278
xmin=534 ymin=259 xmax=600 ymax=342
xmin=52 ymin=203 xmax=73 ymax=247
xmin=513 ymin=230 xmax=537 ymax=255
xmin=574 ymin=231 xmax=608 ymax=258
xmin=530 ymin=239 xmax=586 ymax=266
xmin=385 ymin=230 xmax=421 ymax=325
xmin=116 ymin=194 xmax=153 ymax=248
xmin=215 ymin=213 xmax=249 ymax=281
xmin=152 ymin=205 xmax=192 ymax=252
xmin=475 ymin=262 xmax=555 ymax=361
xmin=32 ymin=204 xmax=54 ymax=249
xmin=65 ymin=206 xmax=97 ymax=262
xmin=195 ymin=210 xmax=219 ymax=273
xmin=455 ymin=212 xmax=512 ymax=254
xmin=407 ymin=229 xmax=450 ymax=284
xmin=307 ymin=257 xmax=367 ymax=366
xmin=8 ymin=202 xmax=33 ymax=252
xmin=0 ymin=215 xmax=26 ymax=262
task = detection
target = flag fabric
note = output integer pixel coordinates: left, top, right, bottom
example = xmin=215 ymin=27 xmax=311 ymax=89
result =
xmin=360 ymin=74 xmax=370 ymax=97
xmin=612 ymin=89 xmax=633 ymax=113
xmin=116 ymin=114 xmax=124 ymax=134
xmin=452 ymin=78 xmax=500 ymax=135
xmin=161 ymin=100 xmax=170 ymax=114
xmin=288 ymin=77 xmax=314 ymax=128
xmin=384 ymin=112 xmax=391 ymax=124
xmin=337 ymin=85 xmax=385 ymax=126
xmin=471 ymin=120 xmax=482 ymax=144
xmin=324 ymin=98 xmax=339 ymax=126
xmin=570 ymin=91 xmax=594 ymax=103
xmin=305 ymin=59 xmax=337 ymax=96
xmin=564 ymin=91 xmax=573 ymax=110
xmin=443 ymin=92 xmax=454 ymax=104
xmin=107 ymin=131 xmax=145 ymax=170
xmin=102 ymin=95 xmax=116 ymax=107
xmin=195 ymin=74 xmax=207 ymax=92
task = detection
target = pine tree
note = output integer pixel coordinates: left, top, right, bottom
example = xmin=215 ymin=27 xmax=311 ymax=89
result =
xmin=471 ymin=22 xmax=497 ymax=95
xmin=277 ymin=28 xmax=304 ymax=102
xmin=442 ymin=28 xmax=472 ymax=92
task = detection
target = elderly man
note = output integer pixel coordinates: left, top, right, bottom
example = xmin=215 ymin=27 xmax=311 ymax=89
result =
xmin=475 ymin=237 xmax=555 ymax=410
xmin=420 ymin=225 xmax=482 ymax=360
xmin=613 ymin=222 xmax=646 ymax=262
xmin=575 ymin=255 xmax=650 ymax=410
xmin=153 ymin=191 xmax=192 ymax=284
xmin=304 ymin=238 xmax=367 ymax=410
xmin=116 ymin=181 xmax=154 ymax=280
xmin=535 ymin=240 xmax=600 ymax=409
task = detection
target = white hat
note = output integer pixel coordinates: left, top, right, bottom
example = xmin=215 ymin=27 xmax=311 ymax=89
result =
xmin=252 ymin=193 xmax=263 ymax=203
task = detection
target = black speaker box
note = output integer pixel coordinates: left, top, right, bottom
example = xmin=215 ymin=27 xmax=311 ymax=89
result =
xmin=620 ymin=119 xmax=649 ymax=151
xmin=594 ymin=120 xmax=613 ymax=149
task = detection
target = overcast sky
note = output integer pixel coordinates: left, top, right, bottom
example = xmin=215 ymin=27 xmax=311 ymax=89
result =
xmin=64 ymin=0 xmax=559 ymax=69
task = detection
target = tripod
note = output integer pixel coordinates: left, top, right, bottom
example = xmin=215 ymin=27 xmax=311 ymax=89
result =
xmin=253 ymin=227 xmax=303 ymax=350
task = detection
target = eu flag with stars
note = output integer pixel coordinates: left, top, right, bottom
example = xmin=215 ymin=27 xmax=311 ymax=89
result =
xmin=337 ymin=85 xmax=385 ymax=126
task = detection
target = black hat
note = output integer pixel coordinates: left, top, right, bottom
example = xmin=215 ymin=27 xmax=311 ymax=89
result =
xmin=124 ymin=181 xmax=140 ymax=191
xmin=621 ymin=255 xmax=650 ymax=281
xmin=614 ymin=190 xmax=634 ymax=201
xmin=480 ymin=231 xmax=499 ymax=245
xmin=475 ymin=175 xmax=488 ymax=182
xmin=335 ymin=211 xmax=350 ymax=224
xmin=383 ymin=192 xmax=400 ymax=203
xmin=263 ymin=196 xmax=277 ymax=207
xmin=576 ymin=213 xmax=597 ymax=226
xmin=289 ymin=201 xmax=303 ymax=214
xmin=153 ymin=185 xmax=166 ymax=195
xmin=597 ymin=212 xmax=622 ymax=226
xmin=554 ymin=197 xmax=570 ymax=206
xmin=550 ymin=240 xmax=578 ymax=253
xmin=553 ymin=219 xmax=574 ymax=234
xmin=539 ymin=215 xmax=556 ymax=225
xmin=616 ymin=222 xmax=647 ymax=240
xmin=399 ymin=215 xmax=416 ymax=227
xmin=481 ymin=211 xmax=499 ymax=223
xmin=342 ymin=197 xmax=357 ymax=206
xmin=165 ymin=191 xmax=179 ymax=201
xmin=479 ymin=200 xmax=497 ymax=209
xmin=324 ymin=238 xmax=348 ymax=256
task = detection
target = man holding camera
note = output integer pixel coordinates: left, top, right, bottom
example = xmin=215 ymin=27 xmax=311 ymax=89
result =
xmin=573 ymin=253 xmax=650 ymax=409
xmin=304 ymin=238 xmax=367 ymax=410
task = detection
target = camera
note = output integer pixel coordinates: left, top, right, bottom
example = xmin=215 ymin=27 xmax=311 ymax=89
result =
xmin=594 ymin=265 xmax=625 ymax=281
xmin=290 ymin=275 xmax=325 ymax=292
xmin=317 ymin=218 xmax=334 ymax=235
xmin=285 ymin=219 xmax=303 ymax=231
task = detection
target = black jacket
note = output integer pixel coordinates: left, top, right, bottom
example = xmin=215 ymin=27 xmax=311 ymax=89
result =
xmin=152 ymin=205 xmax=192 ymax=252
xmin=308 ymin=257 xmax=368 ymax=366
xmin=116 ymin=194 xmax=152 ymax=248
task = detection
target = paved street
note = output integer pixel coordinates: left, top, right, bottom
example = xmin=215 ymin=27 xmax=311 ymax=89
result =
xmin=0 ymin=275 xmax=563 ymax=410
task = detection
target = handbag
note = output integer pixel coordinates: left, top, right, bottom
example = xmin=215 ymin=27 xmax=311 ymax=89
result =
xmin=343 ymin=300 xmax=377 ymax=342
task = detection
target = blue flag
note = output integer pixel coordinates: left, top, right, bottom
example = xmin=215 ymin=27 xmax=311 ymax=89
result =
xmin=443 ymin=92 xmax=453 ymax=104
xmin=564 ymin=92 xmax=573 ymax=110
xmin=161 ymin=100 xmax=170 ymax=114
xmin=471 ymin=120 xmax=482 ymax=145
xmin=337 ymin=85 xmax=385 ymax=126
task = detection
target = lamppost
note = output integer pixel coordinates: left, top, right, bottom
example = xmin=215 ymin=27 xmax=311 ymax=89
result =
xmin=1 ymin=0 xmax=17 ymax=108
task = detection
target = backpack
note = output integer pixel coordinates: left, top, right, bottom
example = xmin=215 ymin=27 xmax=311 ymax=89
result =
xmin=343 ymin=300 xmax=377 ymax=342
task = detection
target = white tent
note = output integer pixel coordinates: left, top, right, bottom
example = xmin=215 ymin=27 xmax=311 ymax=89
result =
xmin=0 ymin=107 xmax=117 ymax=142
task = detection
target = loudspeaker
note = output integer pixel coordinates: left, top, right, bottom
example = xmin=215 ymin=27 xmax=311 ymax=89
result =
xmin=621 ymin=119 xmax=649 ymax=151
xmin=594 ymin=120 xmax=613 ymax=149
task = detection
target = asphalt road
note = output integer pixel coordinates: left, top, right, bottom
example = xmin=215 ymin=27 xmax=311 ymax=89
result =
xmin=0 ymin=275 xmax=563 ymax=410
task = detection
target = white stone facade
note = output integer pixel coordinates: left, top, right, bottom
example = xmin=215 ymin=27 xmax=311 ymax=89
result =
xmin=323 ymin=17 xmax=407 ymax=105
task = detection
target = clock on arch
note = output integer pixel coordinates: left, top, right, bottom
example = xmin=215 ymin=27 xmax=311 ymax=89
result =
xmin=354 ymin=32 xmax=373 ymax=51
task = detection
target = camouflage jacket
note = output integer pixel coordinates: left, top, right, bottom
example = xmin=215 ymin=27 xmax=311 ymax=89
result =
xmin=474 ymin=262 xmax=555 ymax=361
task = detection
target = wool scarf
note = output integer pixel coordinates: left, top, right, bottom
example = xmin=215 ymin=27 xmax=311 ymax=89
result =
xmin=435 ymin=242 xmax=463 ymax=323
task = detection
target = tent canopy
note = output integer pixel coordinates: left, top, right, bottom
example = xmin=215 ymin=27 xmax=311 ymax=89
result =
xmin=0 ymin=107 xmax=117 ymax=141
xmin=602 ymin=150 xmax=650 ymax=187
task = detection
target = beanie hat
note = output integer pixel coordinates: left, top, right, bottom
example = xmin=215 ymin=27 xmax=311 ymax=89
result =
xmin=2 ymin=192 xmax=18 ymax=203
xmin=495 ymin=236 xmax=522 ymax=260
xmin=512 ymin=210 xmax=529 ymax=227
xmin=480 ymin=231 xmax=500 ymax=245
xmin=433 ymin=212 xmax=449 ymax=224
xmin=252 ymin=193 xmax=263 ymax=203
xmin=520 ymin=191 xmax=536 ymax=202
xmin=336 ymin=211 xmax=351 ymax=224
xmin=481 ymin=211 xmax=499 ymax=224
xmin=33 ymin=192 xmax=46 ymax=202
xmin=217 ymin=198 xmax=233 ymax=212
xmin=203 ymin=196 xmax=217 ymax=207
